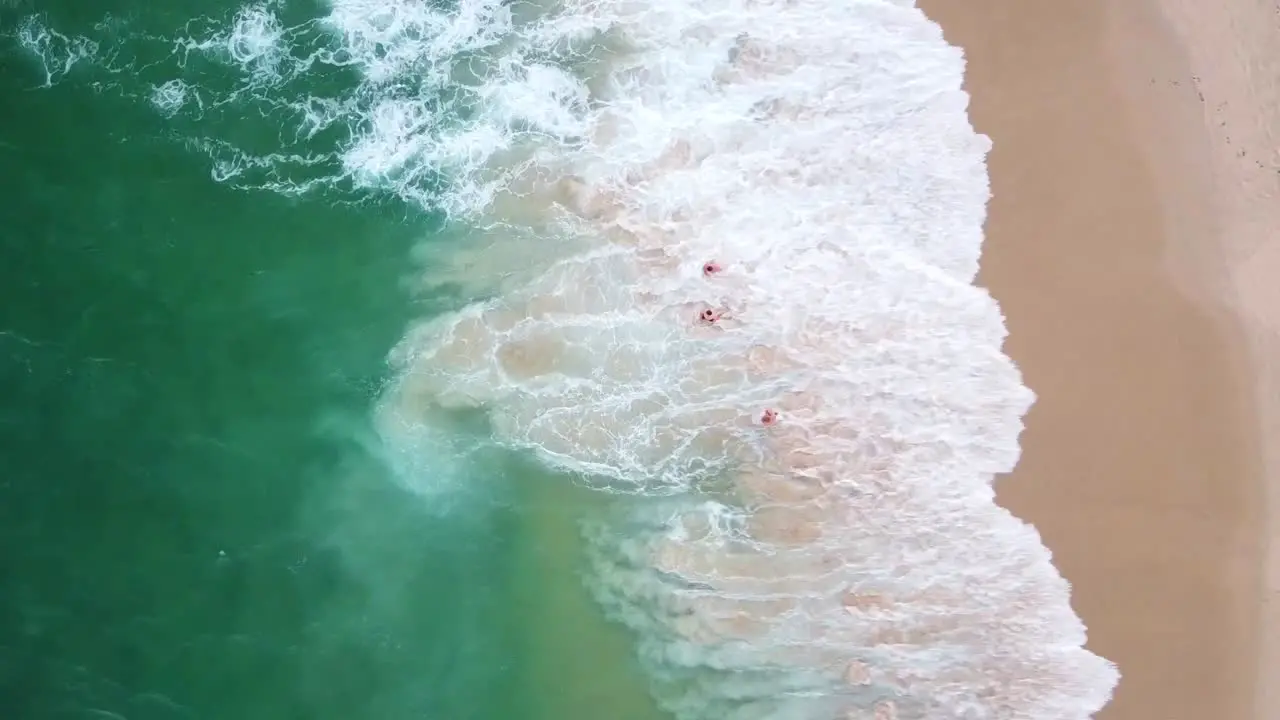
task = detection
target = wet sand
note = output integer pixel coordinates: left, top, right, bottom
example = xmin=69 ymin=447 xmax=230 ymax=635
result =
xmin=920 ymin=1 xmax=1278 ymax=718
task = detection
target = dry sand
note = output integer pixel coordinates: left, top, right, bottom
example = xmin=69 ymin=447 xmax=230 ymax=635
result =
xmin=919 ymin=1 xmax=1280 ymax=718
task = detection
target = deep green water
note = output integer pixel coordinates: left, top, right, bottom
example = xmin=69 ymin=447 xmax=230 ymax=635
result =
xmin=0 ymin=3 xmax=665 ymax=719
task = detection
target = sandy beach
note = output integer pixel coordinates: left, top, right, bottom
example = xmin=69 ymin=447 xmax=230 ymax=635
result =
xmin=920 ymin=1 xmax=1280 ymax=719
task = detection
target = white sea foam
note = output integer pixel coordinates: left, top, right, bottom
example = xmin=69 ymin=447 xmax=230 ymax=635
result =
xmin=150 ymin=79 xmax=192 ymax=116
xmin=371 ymin=0 xmax=1121 ymax=717
xmin=15 ymin=15 xmax=100 ymax=86
xmin=12 ymin=1 xmax=586 ymax=218
xmin=14 ymin=0 xmax=1121 ymax=716
xmin=223 ymin=3 xmax=288 ymax=82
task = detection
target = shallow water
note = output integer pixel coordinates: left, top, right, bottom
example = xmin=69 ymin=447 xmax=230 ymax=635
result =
xmin=4 ymin=0 xmax=1119 ymax=718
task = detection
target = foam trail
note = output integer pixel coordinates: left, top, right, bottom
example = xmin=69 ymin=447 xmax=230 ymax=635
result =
xmin=15 ymin=16 xmax=100 ymax=86
xmin=378 ymin=0 xmax=1121 ymax=718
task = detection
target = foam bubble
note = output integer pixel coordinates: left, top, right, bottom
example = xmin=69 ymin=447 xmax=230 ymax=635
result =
xmin=150 ymin=79 xmax=192 ymax=117
xmin=223 ymin=3 xmax=288 ymax=82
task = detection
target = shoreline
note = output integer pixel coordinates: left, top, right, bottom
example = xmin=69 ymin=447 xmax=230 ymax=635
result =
xmin=921 ymin=1 xmax=1276 ymax=718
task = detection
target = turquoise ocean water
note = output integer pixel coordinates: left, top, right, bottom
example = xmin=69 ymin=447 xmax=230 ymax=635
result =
xmin=0 ymin=1 xmax=665 ymax=719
